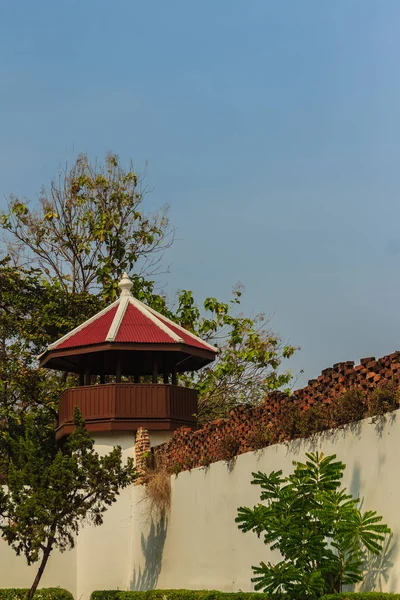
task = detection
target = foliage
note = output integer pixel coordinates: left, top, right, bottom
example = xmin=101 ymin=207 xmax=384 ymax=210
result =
xmin=322 ymin=595 xmax=400 ymax=600
xmin=0 ymin=257 xmax=105 ymax=435
xmin=169 ymin=462 xmax=183 ymax=476
xmin=0 ymin=253 xmax=297 ymax=423
xmin=175 ymin=287 xmax=296 ymax=422
xmin=199 ymin=452 xmax=212 ymax=468
xmin=218 ymin=433 xmax=241 ymax=463
xmin=1 ymin=152 xmax=172 ymax=302
xmin=0 ymin=151 xmax=297 ymax=422
xmin=0 ymin=589 xmax=73 ymax=600
xmin=236 ymin=452 xmax=390 ymax=599
xmin=90 ymin=591 xmax=275 ymax=600
xmin=151 ymin=383 xmax=400 ymax=475
xmin=296 ymin=404 xmax=331 ymax=439
xmin=246 ymin=422 xmax=274 ymax=451
xmin=0 ymin=151 xmax=298 ymax=596
xmin=0 ymin=256 xmax=104 ymax=356
xmin=183 ymin=456 xmax=196 ymax=470
xmin=274 ymin=399 xmax=301 ymax=441
xmin=329 ymin=389 xmax=367 ymax=427
xmin=368 ymin=383 xmax=400 ymax=420
xmin=0 ymin=407 xmax=136 ymax=600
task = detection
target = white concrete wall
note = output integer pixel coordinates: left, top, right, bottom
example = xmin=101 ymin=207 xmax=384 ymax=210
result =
xmin=149 ymin=431 xmax=173 ymax=448
xmin=0 ymin=431 xmax=135 ymax=597
xmin=129 ymin=413 xmax=400 ymax=595
xmin=1 ymin=414 xmax=399 ymax=598
xmin=76 ymin=432 xmax=136 ymax=600
xmin=92 ymin=431 xmax=136 ymax=461
xmin=0 ymin=540 xmax=76 ymax=596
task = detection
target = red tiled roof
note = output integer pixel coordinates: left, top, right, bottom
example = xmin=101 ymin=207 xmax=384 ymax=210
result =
xmin=114 ymin=304 xmax=176 ymax=344
xmin=155 ymin=314 xmax=210 ymax=350
xmin=56 ymin=306 xmax=118 ymax=349
xmin=46 ymin=273 xmax=217 ymax=357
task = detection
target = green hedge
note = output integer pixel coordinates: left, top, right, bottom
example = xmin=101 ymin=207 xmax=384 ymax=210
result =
xmin=0 ymin=589 xmax=73 ymax=600
xmin=91 ymin=591 xmax=400 ymax=600
xmin=91 ymin=591 xmax=272 ymax=600
xmin=322 ymin=595 xmax=400 ymax=600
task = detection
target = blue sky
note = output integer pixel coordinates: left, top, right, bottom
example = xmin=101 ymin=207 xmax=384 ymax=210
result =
xmin=1 ymin=0 xmax=400 ymax=387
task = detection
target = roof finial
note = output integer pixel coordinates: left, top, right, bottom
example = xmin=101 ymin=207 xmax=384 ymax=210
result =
xmin=118 ymin=272 xmax=133 ymax=297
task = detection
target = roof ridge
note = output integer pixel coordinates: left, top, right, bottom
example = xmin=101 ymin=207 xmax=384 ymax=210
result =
xmin=135 ymin=299 xmax=218 ymax=353
xmin=105 ymin=296 xmax=130 ymax=342
xmin=128 ymin=296 xmax=184 ymax=343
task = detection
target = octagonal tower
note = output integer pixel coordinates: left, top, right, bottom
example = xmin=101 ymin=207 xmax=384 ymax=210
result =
xmin=39 ymin=273 xmax=217 ymax=447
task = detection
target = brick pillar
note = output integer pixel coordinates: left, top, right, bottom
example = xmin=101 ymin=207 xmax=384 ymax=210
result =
xmin=134 ymin=428 xmax=151 ymax=485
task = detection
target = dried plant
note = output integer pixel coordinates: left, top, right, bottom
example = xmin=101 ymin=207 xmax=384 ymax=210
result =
xmin=329 ymin=388 xmax=367 ymax=427
xmin=368 ymin=382 xmax=400 ymax=421
xmin=247 ymin=422 xmax=274 ymax=450
xmin=297 ymin=403 xmax=331 ymax=438
xmin=275 ymin=401 xmax=302 ymax=441
xmin=142 ymin=465 xmax=171 ymax=516
xmin=219 ymin=433 xmax=241 ymax=463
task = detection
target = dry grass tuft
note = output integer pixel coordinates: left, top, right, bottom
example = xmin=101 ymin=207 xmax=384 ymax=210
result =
xmin=142 ymin=465 xmax=171 ymax=515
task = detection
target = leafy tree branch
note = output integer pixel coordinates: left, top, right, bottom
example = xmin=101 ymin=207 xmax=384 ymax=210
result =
xmin=236 ymin=452 xmax=390 ymax=599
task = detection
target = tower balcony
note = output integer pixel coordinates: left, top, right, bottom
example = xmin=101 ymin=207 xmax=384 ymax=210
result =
xmin=56 ymin=383 xmax=198 ymax=440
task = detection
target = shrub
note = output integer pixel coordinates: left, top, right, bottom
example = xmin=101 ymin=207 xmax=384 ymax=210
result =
xmin=91 ymin=593 xmax=121 ymax=600
xmin=199 ymin=453 xmax=212 ymax=468
xmin=218 ymin=433 xmax=241 ymax=462
xmin=330 ymin=388 xmax=367 ymax=427
xmin=91 ymin=591 xmax=274 ymax=600
xmin=246 ymin=423 xmax=273 ymax=450
xmin=183 ymin=456 xmax=195 ymax=470
xmin=0 ymin=589 xmax=73 ymax=600
xmin=141 ymin=450 xmax=156 ymax=470
xmin=169 ymin=461 xmax=182 ymax=475
xmin=322 ymin=595 xmax=400 ymax=600
xmin=368 ymin=382 xmax=400 ymax=420
xmin=297 ymin=403 xmax=331 ymax=438
xmin=237 ymin=452 xmax=390 ymax=598
xmin=275 ymin=400 xmax=301 ymax=441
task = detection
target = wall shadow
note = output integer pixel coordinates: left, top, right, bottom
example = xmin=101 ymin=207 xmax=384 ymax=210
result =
xmin=286 ymin=420 xmax=364 ymax=457
xmin=361 ymin=533 xmax=398 ymax=592
xmin=129 ymin=514 xmax=168 ymax=591
xmin=372 ymin=412 xmax=397 ymax=439
xmin=348 ymin=455 xmax=398 ymax=592
xmin=285 ymin=411 xmax=398 ymax=458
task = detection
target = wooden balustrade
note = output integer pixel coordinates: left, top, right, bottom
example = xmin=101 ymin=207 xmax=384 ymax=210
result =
xmin=57 ymin=383 xmax=198 ymax=439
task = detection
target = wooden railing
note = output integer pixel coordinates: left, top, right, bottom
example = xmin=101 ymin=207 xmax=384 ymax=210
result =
xmin=57 ymin=383 xmax=198 ymax=438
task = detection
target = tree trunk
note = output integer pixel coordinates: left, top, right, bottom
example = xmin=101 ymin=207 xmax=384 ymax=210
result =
xmin=27 ymin=538 xmax=54 ymax=600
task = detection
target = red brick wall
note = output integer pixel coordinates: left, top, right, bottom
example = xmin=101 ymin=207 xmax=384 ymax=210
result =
xmin=151 ymin=351 xmax=400 ymax=473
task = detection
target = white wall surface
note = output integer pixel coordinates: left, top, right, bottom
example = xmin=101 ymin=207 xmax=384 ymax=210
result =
xmin=0 ymin=431 xmax=135 ymax=597
xmin=91 ymin=431 xmax=136 ymax=461
xmin=0 ymin=413 xmax=399 ymax=598
xmin=149 ymin=431 xmax=173 ymax=448
xmin=129 ymin=413 xmax=400 ymax=595
xmin=0 ymin=540 xmax=76 ymax=596
xmin=76 ymin=432 xmax=136 ymax=600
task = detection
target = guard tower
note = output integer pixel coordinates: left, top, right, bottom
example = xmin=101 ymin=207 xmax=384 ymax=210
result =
xmin=39 ymin=274 xmax=217 ymax=446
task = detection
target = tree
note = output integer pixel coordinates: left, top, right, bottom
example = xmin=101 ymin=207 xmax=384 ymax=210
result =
xmin=0 ymin=151 xmax=297 ymax=421
xmin=0 ymin=256 xmax=105 ymax=419
xmin=175 ymin=287 xmax=296 ymax=422
xmin=0 ymin=256 xmax=104 ymax=355
xmin=0 ymin=260 xmax=136 ymax=596
xmin=0 ymin=407 xmax=136 ymax=600
xmin=1 ymin=152 xmax=173 ymax=301
xmin=236 ymin=452 xmax=390 ymax=599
